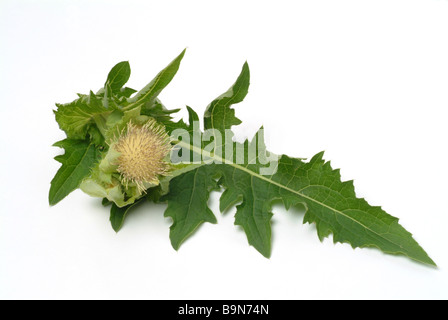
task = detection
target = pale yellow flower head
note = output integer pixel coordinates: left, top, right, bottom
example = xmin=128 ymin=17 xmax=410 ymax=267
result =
xmin=114 ymin=120 xmax=172 ymax=192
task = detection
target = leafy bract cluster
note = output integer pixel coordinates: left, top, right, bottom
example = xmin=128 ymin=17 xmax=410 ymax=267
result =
xmin=50 ymin=50 xmax=435 ymax=266
xmin=50 ymin=51 xmax=185 ymax=208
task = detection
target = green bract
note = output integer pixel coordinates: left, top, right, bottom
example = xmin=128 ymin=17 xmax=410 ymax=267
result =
xmin=50 ymin=50 xmax=436 ymax=266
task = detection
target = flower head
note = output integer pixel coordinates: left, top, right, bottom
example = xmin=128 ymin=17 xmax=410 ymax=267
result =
xmin=114 ymin=120 xmax=171 ymax=192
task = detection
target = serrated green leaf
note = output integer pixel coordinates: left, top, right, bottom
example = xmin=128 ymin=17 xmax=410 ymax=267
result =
xmin=170 ymin=135 xmax=435 ymax=265
xmin=204 ymin=62 xmax=249 ymax=132
xmin=110 ymin=198 xmax=144 ymax=232
xmin=54 ymin=95 xmax=109 ymax=140
xmin=106 ymin=61 xmax=131 ymax=94
xmin=162 ymin=166 xmax=219 ymax=250
xmin=125 ymin=49 xmax=186 ymax=111
xmin=163 ymin=61 xmax=435 ymax=265
xmin=49 ymin=139 xmax=101 ymax=205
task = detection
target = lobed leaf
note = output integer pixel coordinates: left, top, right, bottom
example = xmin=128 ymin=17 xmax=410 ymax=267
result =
xmin=163 ymin=61 xmax=435 ymax=265
xmin=125 ymin=49 xmax=186 ymax=111
xmin=109 ymin=198 xmax=144 ymax=232
xmin=106 ymin=61 xmax=131 ymax=94
xmin=54 ymin=94 xmax=108 ymax=140
xmin=49 ymin=139 xmax=101 ymax=206
xmin=162 ymin=166 xmax=219 ymax=250
xmin=203 ymin=62 xmax=250 ymax=132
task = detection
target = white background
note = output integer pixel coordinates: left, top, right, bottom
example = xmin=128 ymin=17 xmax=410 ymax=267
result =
xmin=1 ymin=0 xmax=447 ymax=300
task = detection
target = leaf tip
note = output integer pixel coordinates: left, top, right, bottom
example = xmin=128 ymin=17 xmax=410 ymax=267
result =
xmin=242 ymin=61 xmax=250 ymax=76
xmin=110 ymin=218 xmax=123 ymax=233
xmin=48 ymin=190 xmax=61 ymax=207
xmin=179 ymin=48 xmax=187 ymax=59
xmin=310 ymin=151 xmax=325 ymax=163
xmin=428 ymin=260 xmax=438 ymax=268
xmin=171 ymin=240 xmax=182 ymax=252
xmin=261 ymin=251 xmax=272 ymax=259
xmin=416 ymin=254 xmax=437 ymax=268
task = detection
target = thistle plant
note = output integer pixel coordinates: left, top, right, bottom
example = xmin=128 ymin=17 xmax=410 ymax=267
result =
xmin=50 ymin=49 xmax=436 ymax=266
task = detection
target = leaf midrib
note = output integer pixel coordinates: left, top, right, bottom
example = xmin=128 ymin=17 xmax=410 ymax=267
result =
xmin=176 ymin=141 xmax=415 ymax=257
